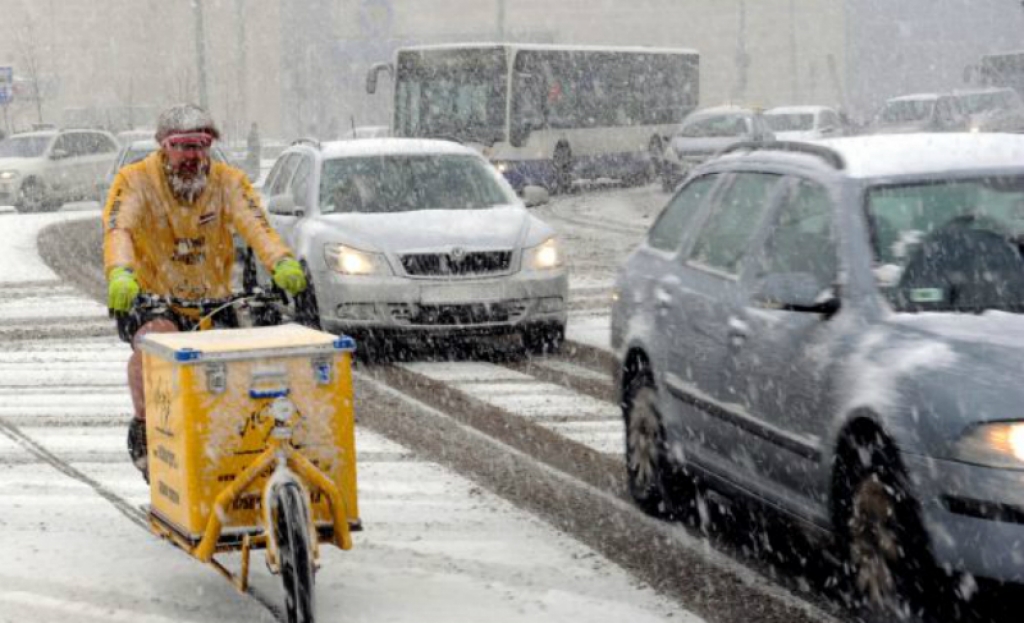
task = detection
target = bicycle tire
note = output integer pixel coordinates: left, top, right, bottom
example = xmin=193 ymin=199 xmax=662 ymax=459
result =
xmin=272 ymin=483 xmax=316 ymax=623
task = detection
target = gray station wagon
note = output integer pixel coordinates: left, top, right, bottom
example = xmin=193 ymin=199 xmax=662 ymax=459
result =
xmin=612 ymin=134 xmax=1024 ymax=614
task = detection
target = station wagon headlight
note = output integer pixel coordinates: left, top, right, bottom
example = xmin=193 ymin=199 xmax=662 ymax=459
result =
xmin=323 ymin=243 xmax=389 ymax=276
xmin=524 ymin=237 xmax=562 ymax=270
xmin=0 ymin=170 xmax=19 ymax=180
xmin=952 ymin=422 xmax=1024 ymax=469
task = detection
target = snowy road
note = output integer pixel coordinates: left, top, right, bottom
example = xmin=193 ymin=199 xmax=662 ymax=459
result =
xmin=0 ymin=206 xmax=692 ymax=623
xmin=0 ymin=193 xmax=845 ymax=623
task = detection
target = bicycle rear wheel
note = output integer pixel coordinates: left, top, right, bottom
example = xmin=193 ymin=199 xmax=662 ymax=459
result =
xmin=272 ymin=483 xmax=315 ymax=623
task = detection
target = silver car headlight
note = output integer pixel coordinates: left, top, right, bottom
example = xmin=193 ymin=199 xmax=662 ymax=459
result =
xmin=952 ymin=422 xmax=1024 ymax=469
xmin=323 ymin=243 xmax=391 ymax=276
xmin=0 ymin=170 xmax=19 ymax=181
xmin=524 ymin=237 xmax=562 ymax=271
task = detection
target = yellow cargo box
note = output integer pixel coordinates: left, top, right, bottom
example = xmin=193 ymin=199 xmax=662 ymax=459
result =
xmin=139 ymin=324 xmax=359 ymax=542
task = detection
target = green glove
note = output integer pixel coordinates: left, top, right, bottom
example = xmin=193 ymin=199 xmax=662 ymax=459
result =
xmin=273 ymin=258 xmax=307 ymax=296
xmin=108 ymin=267 xmax=140 ymax=312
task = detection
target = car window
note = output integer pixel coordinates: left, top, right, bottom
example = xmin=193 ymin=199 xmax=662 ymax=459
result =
xmin=289 ymin=156 xmax=313 ymax=207
xmin=319 ymin=155 xmax=510 ymax=214
xmin=648 ymin=174 xmax=718 ymax=252
xmin=266 ymin=154 xmax=299 ymax=197
xmin=757 ymin=179 xmax=836 ymax=289
xmin=867 ymin=176 xmax=1024 ymax=313
xmin=688 ymin=172 xmax=781 ymax=274
xmin=51 ymin=135 xmax=73 ymax=156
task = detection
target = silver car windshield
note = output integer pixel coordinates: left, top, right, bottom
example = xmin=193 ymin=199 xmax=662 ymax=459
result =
xmin=868 ymin=176 xmax=1024 ymax=312
xmin=319 ymin=155 xmax=510 ymax=214
xmin=765 ymin=113 xmax=814 ymax=132
xmin=677 ymin=114 xmax=750 ymax=138
xmin=878 ymin=100 xmax=934 ymax=123
xmin=0 ymin=136 xmax=51 ymax=158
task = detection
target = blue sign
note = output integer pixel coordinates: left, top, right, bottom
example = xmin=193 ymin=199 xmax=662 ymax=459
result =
xmin=0 ymin=66 xmax=12 ymax=105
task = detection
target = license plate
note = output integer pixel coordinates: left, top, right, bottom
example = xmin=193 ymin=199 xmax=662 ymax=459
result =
xmin=420 ymin=282 xmax=506 ymax=304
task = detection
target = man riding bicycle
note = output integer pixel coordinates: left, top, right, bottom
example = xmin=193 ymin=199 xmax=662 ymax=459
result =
xmin=102 ymin=104 xmax=307 ymax=479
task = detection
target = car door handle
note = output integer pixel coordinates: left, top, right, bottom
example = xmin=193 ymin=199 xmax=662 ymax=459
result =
xmin=727 ymin=316 xmax=749 ymax=346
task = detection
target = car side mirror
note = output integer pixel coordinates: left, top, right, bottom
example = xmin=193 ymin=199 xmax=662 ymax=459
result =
xmin=267 ymin=194 xmax=304 ymax=217
xmin=753 ymin=272 xmax=840 ymax=317
xmin=50 ymin=148 xmax=70 ymax=160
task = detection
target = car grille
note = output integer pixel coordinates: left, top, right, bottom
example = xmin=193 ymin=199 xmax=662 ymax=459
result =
xmin=388 ymin=301 xmax=529 ymax=326
xmin=400 ymin=251 xmax=512 ymax=277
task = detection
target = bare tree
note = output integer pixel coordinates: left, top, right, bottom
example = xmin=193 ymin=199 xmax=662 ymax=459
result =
xmin=15 ymin=12 xmax=47 ymax=125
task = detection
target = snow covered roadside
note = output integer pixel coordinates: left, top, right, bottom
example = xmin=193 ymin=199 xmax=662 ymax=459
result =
xmin=0 ymin=211 xmax=696 ymax=622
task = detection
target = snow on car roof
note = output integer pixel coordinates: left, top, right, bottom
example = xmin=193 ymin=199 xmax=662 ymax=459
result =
xmin=400 ymin=42 xmax=699 ymax=56
xmin=816 ymin=133 xmax=1024 ymax=179
xmin=318 ymin=138 xmax=482 ymax=160
xmin=887 ymin=93 xmax=941 ymax=103
xmin=765 ymin=105 xmax=831 ymax=115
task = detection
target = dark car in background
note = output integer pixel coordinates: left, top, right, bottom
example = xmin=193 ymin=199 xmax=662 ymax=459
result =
xmin=613 ymin=133 xmax=1024 ymax=616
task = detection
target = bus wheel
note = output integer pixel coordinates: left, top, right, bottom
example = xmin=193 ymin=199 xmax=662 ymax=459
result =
xmin=553 ymin=143 xmax=573 ymax=195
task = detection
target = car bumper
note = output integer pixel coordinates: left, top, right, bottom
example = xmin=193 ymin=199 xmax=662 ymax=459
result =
xmin=904 ymin=453 xmax=1024 ymax=582
xmin=313 ymin=268 xmax=569 ymax=335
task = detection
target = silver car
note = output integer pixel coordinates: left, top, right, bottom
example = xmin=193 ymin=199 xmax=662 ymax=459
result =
xmin=257 ymin=138 xmax=568 ymax=353
xmin=612 ymin=134 xmax=1024 ymax=613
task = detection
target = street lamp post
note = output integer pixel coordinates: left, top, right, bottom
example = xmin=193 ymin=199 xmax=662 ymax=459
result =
xmin=193 ymin=0 xmax=210 ymax=109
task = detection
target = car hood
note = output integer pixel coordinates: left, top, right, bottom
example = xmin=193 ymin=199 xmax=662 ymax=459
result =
xmin=0 ymin=156 xmax=40 ymax=172
xmin=670 ymin=136 xmax=743 ymax=157
xmin=882 ymin=311 xmax=1024 ymax=402
xmin=311 ymin=205 xmax=532 ymax=252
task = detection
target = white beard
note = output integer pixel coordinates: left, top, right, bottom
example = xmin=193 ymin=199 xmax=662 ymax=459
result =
xmin=167 ymin=169 xmax=208 ymax=203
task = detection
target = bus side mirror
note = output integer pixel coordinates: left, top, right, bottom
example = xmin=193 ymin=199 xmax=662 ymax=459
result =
xmin=366 ymin=63 xmax=394 ymax=95
xmin=510 ymin=121 xmax=535 ymax=148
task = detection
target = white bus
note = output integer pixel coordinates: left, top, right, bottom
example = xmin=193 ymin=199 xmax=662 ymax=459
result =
xmin=367 ymin=43 xmax=699 ymax=192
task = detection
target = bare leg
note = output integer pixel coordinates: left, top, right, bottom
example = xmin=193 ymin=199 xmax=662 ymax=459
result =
xmin=128 ymin=318 xmax=178 ymax=421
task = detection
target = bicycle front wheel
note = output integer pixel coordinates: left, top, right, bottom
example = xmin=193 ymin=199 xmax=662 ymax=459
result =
xmin=272 ymin=483 xmax=315 ymax=623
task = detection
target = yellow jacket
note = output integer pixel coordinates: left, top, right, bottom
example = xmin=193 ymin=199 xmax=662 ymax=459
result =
xmin=103 ymin=152 xmax=292 ymax=300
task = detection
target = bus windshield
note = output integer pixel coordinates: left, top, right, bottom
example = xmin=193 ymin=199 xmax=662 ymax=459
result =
xmin=394 ymin=48 xmax=508 ymax=145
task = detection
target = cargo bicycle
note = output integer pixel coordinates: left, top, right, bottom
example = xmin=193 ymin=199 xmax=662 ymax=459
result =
xmin=128 ymin=290 xmax=359 ymax=623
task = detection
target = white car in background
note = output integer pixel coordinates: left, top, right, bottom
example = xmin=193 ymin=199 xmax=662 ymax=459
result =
xmin=254 ymin=138 xmax=569 ymax=354
xmin=763 ymin=105 xmax=846 ymax=141
xmin=0 ymin=129 xmax=119 ymax=212
xmin=97 ymin=139 xmax=233 ymax=204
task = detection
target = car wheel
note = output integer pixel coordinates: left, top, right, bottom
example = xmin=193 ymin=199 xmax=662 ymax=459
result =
xmin=837 ymin=433 xmax=944 ymax=619
xmin=521 ymin=322 xmax=564 ymax=356
xmin=623 ymin=363 xmax=693 ymax=519
xmin=552 ymin=143 xmax=573 ymax=195
xmin=15 ymin=178 xmax=48 ymax=213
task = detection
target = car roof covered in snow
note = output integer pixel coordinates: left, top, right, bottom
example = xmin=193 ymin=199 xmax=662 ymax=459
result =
xmin=816 ymin=133 xmax=1024 ymax=179
xmin=886 ymin=93 xmax=942 ymax=103
xmin=400 ymin=42 xmax=699 ymax=56
xmin=765 ymin=105 xmax=832 ymax=115
xmin=316 ymin=138 xmax=482 ymax=160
